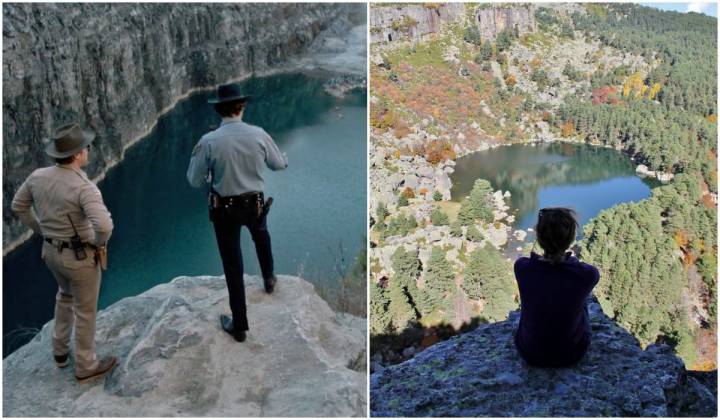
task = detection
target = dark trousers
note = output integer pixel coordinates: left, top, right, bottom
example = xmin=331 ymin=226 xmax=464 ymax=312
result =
xmin=212 ymin=209 xmax=274 ymax=332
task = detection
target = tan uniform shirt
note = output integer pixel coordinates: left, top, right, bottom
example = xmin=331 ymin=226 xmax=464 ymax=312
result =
xmin=11 ymin=165 xmax=113 ymax=245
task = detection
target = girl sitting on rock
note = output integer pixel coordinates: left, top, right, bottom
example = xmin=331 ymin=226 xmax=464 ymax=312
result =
xmin=513 ymin=207 xmax=599 ymax=367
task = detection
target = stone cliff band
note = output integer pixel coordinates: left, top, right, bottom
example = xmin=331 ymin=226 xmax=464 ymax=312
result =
xmin=186 ymin=82 xmax=288 ymax=343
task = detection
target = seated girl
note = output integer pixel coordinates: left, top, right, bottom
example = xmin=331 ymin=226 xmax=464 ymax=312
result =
xmin=514 ymin=208 xmax=600 ymax=367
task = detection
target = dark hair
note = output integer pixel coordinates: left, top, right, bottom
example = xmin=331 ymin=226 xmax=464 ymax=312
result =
xmin=535 ymin=207 xmax=579 ymax=264
xmin=54 ymin=155 xmax=75 ymax=164
xmin=213 ymin=100 xmax=246 ymax=118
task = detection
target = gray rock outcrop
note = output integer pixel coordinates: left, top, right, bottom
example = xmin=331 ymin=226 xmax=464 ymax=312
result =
xmin=3 ymin=3 xmax=359 ymax=253
xmin=4 ymin=275 xmax=367 ymax=417
xmin=369 ymin=3 xmax=465 ymax=44
xmin=474 ymin=6 xmax=537 ymax=41
xmin=370 ymin=301 xmax=716 ymax=417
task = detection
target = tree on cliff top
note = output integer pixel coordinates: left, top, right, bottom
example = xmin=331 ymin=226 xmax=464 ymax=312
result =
xmin=458 ymin=179 xmax=494 ymax=226
xmin=370 ymin=281 xmax=391 ymax=335
xmin=462 ymin=245 xmax=516 ymax=322
xmin=423 ymin=247 xmax=455 ymax=311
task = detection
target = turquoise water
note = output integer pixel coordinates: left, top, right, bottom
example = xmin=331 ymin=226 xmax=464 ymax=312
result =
xmin=450 ymin=143 xmax=660 ymax=231
xmin=3 ymin=73 xmax=367 ymax=356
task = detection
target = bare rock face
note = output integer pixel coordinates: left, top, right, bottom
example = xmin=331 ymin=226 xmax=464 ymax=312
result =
xmin=3 ymin=275 xmax=367 ymax=417
xmin=474 ymin=6 xmax=537 ymax=41
xmin=369 ymin=3 xmax=465 ymax=43
xmin=370 ymin=301 xmax=716 ymax=417
xmin=2 ymin=3 xmax=350 ymax=252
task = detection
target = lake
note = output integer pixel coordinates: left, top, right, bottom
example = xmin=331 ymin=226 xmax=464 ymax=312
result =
xmin=450 ymin=142 xmax=660 ymax=233
xmin=3 ymin=72 xmax=367 ymax=356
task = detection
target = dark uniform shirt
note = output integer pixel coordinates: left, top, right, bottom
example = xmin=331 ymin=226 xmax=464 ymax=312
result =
xmin=514 ymin=252 xmax=599 ymax=367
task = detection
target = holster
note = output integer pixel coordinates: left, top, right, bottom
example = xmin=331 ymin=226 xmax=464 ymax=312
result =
xmin=95 ymin=246 xmax=108 ymax=271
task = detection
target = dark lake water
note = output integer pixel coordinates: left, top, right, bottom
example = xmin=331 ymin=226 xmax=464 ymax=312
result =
xmin=450 ymin=143 xmax=660 ymax=232
xmin=3 ymin=73 xmax=367 ymax=356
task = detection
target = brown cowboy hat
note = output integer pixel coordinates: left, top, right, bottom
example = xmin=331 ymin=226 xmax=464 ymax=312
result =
xmin=44 ymin=123 xmax=95 ymax=158
xmin=207 ymin=83 xmax=251 ymax=104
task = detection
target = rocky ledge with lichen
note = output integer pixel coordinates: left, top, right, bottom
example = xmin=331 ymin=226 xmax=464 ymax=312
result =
xmin=370 ymin=300 xmax=717 ymax=417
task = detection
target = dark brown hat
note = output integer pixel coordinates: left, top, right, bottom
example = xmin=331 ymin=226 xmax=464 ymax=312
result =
xmin=207 ymin=83 xmax=251 ymax=104
xmin=44 ymin=123 xmax=95 ymax=158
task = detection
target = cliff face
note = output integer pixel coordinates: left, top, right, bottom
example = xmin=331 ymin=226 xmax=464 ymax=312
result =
xmin=3 ymin=275 xmax=367 ymax=417
xmin=2 ymin=3 xmax=351 ymax=252
xmin=474 ymin=6 xmax=537 ymax=41
xmin=369 ymin=4 xmax=465 ymax=43
xmin=370 ymin=301 xmax=717 ymax=417
xmin=369 ymin=4 xmax=536 ymax=44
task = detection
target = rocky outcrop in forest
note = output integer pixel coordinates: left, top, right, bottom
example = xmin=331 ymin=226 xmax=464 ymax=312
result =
xmin=370 ymin=3 xmax=537 ymax=44
xmin=2 ymin=3 xmax=360 ymax=253
xmin=3 ymin=275 xmax=367 ymax=417
xmin=370 ymin=300 xmax=717 ymax=417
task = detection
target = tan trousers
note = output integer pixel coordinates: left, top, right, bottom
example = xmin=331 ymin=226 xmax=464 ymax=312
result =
xmin=42 ymin=242 xmax=101 ymax=376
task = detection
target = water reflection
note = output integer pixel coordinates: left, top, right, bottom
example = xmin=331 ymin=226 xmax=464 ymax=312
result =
xmin=451 ymin=143 xmax=660 ymax=229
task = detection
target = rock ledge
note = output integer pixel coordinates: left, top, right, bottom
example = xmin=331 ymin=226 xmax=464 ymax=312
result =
xmin=370 ymin=301 xmax=716 ymax=417
xmin=4 ymin=275 xmax=366 ymax=417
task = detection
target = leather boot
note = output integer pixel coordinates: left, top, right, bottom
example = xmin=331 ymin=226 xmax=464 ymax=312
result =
xmin=220 ymin=314 xmax=246 ymax=342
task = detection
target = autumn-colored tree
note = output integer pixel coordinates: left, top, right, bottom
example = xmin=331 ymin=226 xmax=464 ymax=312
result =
xmin=648 ymin=82 xmax=662 ymax=100
xmin=561 ymin=120 xmax=575 ymax=137
xmin=505 ymin=74 xmax=517 ymax=87
xmin=591 ymin=86 xmax=618 ymax=105
xmin=622 ymin=72 xmax=646 ymax=98
xmin=401 ymin=187 xmax=415 ymax=199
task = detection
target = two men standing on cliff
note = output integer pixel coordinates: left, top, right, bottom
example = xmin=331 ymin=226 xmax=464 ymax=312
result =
xmin=187 ymin=83 xmax=288 ymax=343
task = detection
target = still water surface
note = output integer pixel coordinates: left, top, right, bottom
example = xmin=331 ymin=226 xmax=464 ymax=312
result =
xmin=450 ymin=143 xmax=660 ymax=231
xmin=3 ymin=73 xmax=366 ymax=356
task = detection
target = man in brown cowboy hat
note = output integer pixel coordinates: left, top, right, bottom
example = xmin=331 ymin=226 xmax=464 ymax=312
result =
xmin=187 ymin=83 xmax=288 ymax=343
xmin=11 ymin=122 xmax=117 ymax=382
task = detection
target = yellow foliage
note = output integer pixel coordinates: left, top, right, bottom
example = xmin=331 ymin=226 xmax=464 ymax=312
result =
xmin=706 ymin=114 xmax=717 ymax=124
xmin=393 ymin=149 xmax=401 ymax=159
xmin=622 ymin=72 xmax=646 ymax=98
xmin=505 ymin=74 xmax=517 ymax=87
xmin=648 ymin=82 xmax=661 ymax=100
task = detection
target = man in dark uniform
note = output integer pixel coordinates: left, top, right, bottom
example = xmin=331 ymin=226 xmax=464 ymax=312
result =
xmin=187 ymin=83 xmax=288 ymax=343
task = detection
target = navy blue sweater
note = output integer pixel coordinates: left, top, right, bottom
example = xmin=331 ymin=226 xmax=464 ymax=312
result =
xmin=514 ymin=252 xmax=600 ymax=367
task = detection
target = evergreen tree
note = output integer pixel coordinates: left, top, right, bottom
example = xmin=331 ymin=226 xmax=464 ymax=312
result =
xmin=462 ymin=245 xmax=517 ymax=321
xmin=430 ymin=208 xmax=449 ymax=226
xmin=423 ymin=247 xmax=455 ymax=310
xmin=387 ymin=279 xmax=416 ymax=332
xmin=370 ymin=282 xmax=392 ymax=335
xmin=458 ymin=179 xmax=495 ymax=226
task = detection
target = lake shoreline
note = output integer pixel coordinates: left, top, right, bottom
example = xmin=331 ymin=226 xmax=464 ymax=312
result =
xmin=2 ymin=66 xmax=366 ymax=257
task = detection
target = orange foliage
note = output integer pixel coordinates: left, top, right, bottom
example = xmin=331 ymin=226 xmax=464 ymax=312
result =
xmin=505 ymin=74 xmax=517 ymax=87
xmin=541 ymin=111 xmax=552 ymax=122
xmin=418 ymin=187 xmax=429 ymax=195
xmin=706 ymin=114 xmax=717 ymax=124
xmin=674 ymin=229 xmax=689 ymax=249
xmin=425 ymin=139 xmax=456 ymax=165
xmin=393 ymin=119 xmax=412 ymax=138
xmin=560 ymin=120 xmax=575 ymax=138
xmin=401 ymin=187 xmax=416 ymax=199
